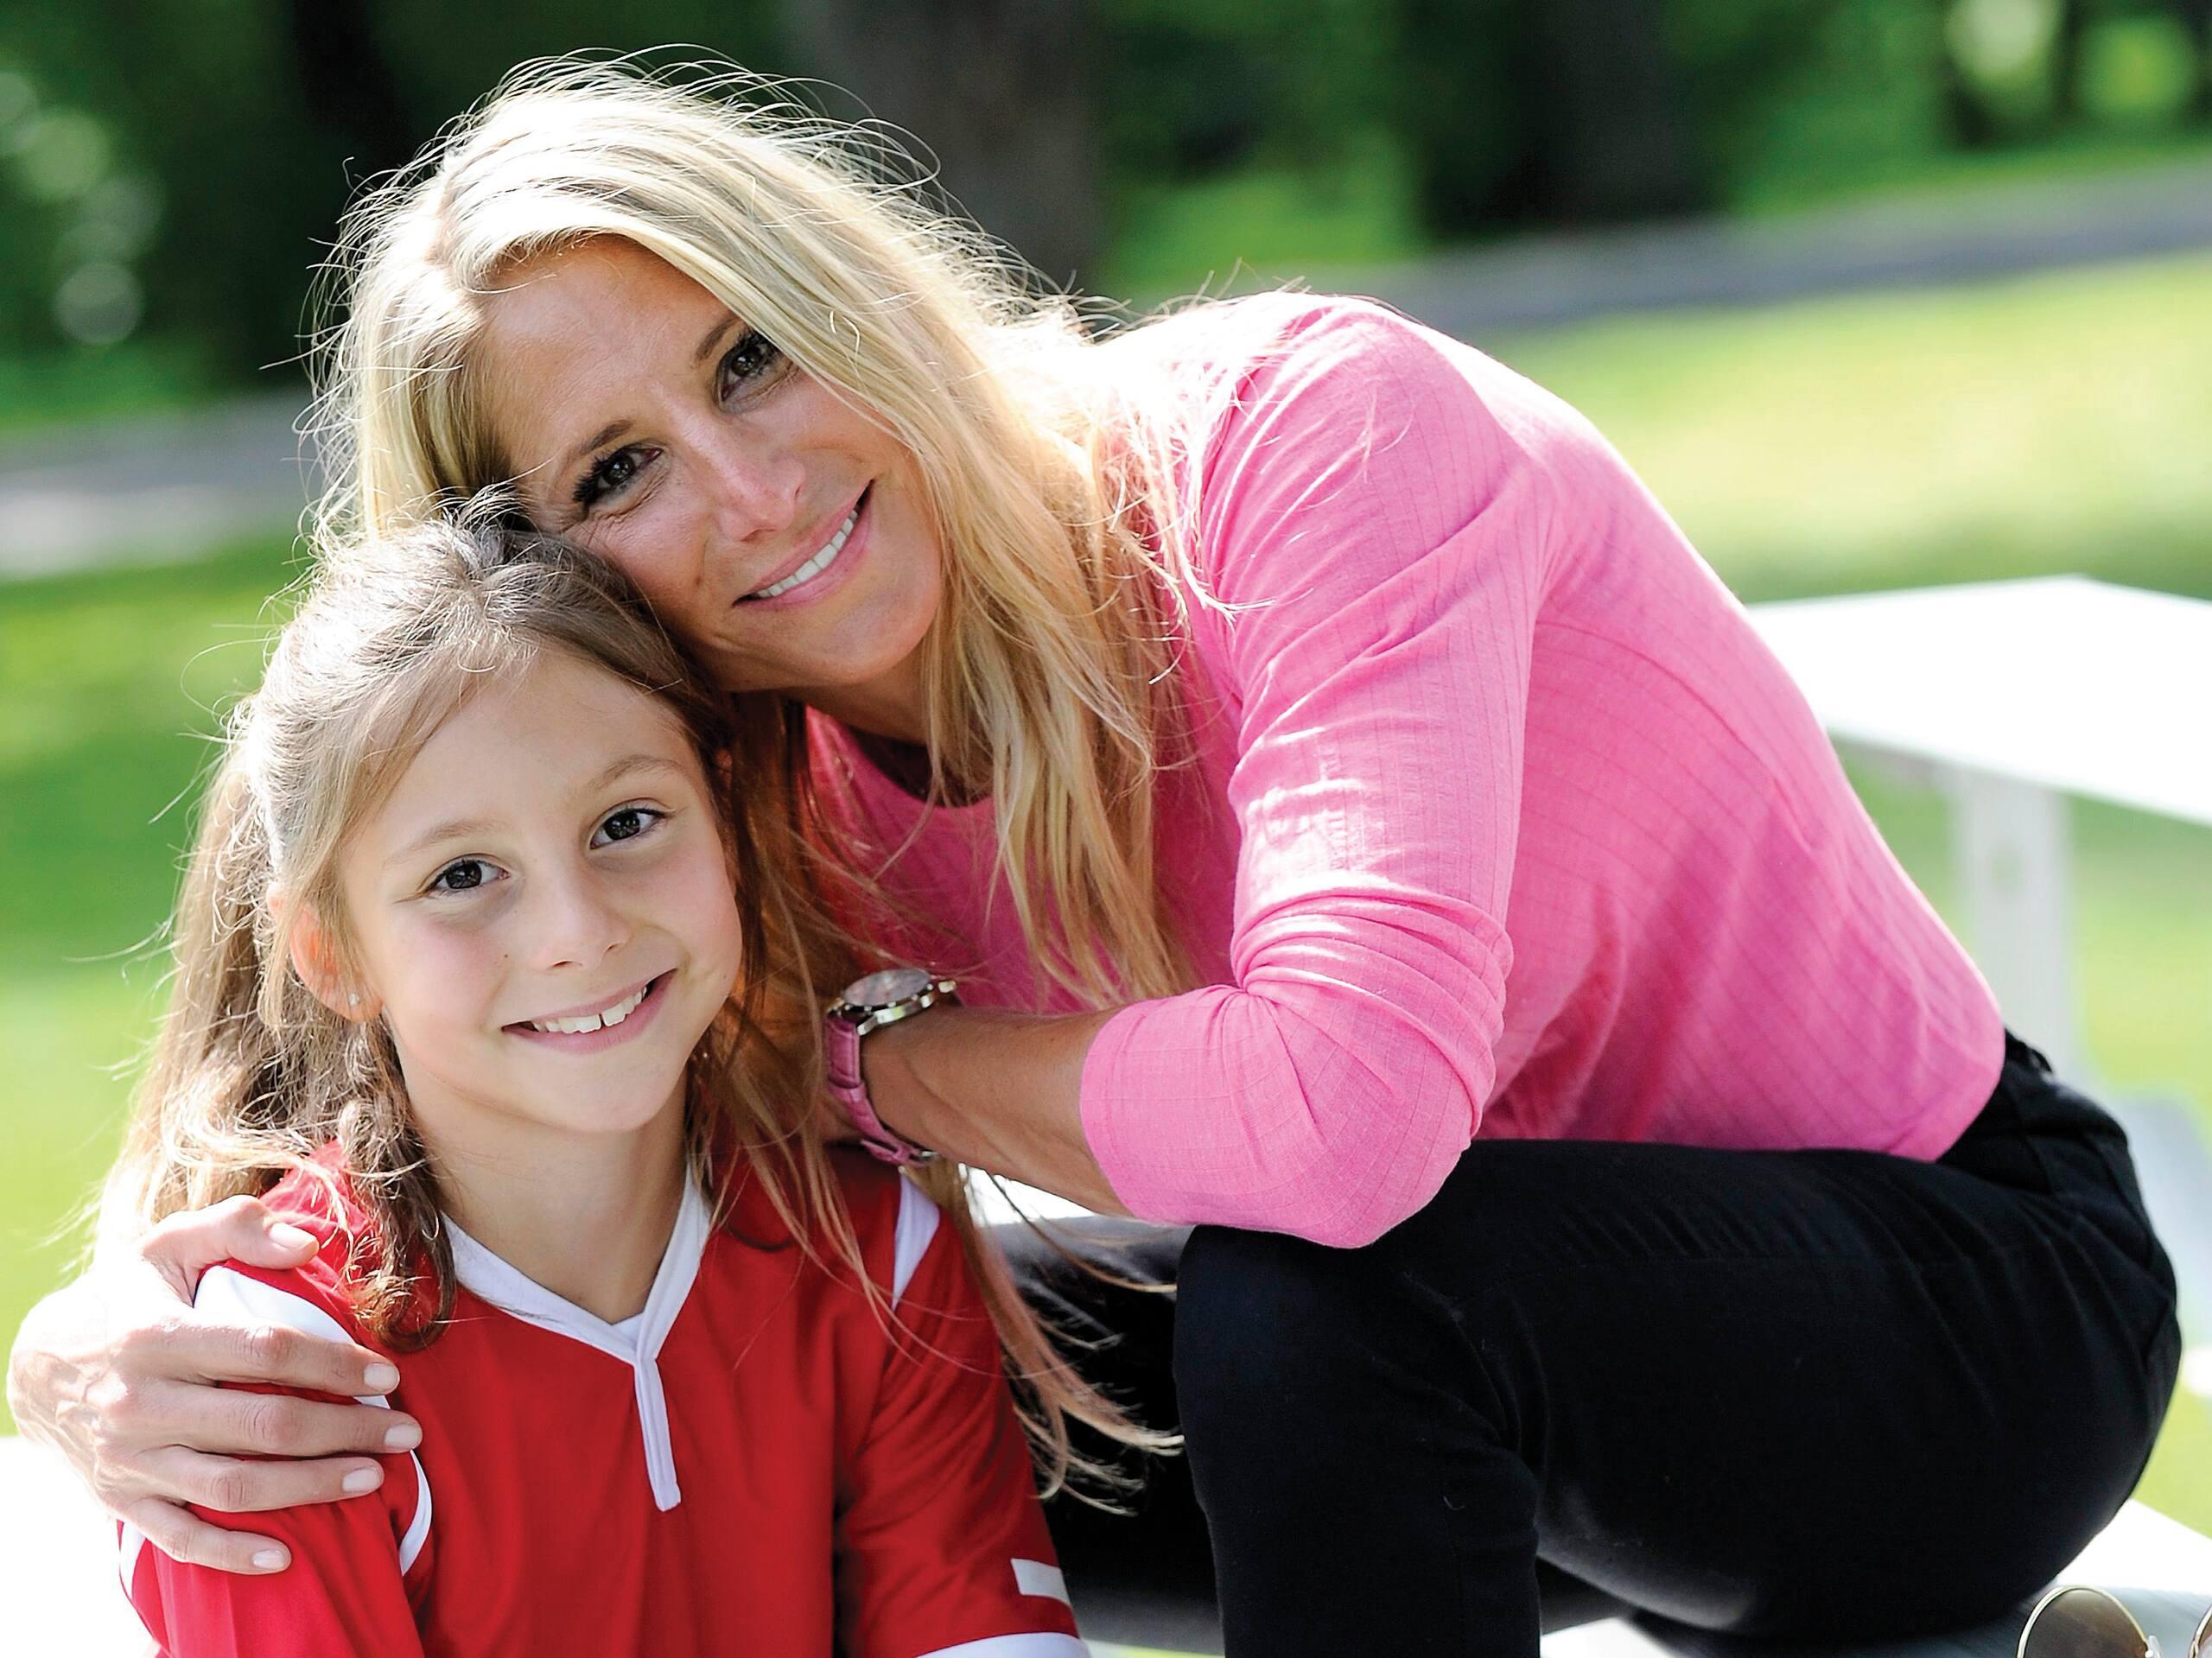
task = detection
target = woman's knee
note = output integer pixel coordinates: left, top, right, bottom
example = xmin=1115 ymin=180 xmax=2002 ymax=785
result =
xmin=1171 ymin=1221 xmax=1492 ymax=1444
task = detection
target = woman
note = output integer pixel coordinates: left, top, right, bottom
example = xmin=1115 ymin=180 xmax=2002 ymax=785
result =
xmin=8 ymin=59 xmax=2181 ymax=1657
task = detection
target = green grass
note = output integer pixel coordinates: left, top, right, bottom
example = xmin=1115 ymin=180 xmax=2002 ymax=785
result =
xmin=0 ymin=336 xmax=220 ymax=441
xmin=3 ymin=254 xmax=2208 ymax=1540
xmin=0 ymin=537 xmax=302 ymax=1351
xmin=1486 ymin=253 xmax=2212 ymax=605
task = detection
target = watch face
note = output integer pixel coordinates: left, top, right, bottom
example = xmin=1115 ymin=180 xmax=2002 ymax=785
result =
xmin=842 ymin=967 xmax=935 ymax=1008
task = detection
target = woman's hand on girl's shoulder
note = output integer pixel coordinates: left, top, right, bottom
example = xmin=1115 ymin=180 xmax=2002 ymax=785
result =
xmin=4 ymin=1195 xmax=415 ymax=1575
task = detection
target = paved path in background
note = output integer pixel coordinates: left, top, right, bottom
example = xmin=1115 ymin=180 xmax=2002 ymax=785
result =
xmin=6 ymin=154 xmax=2212 ymax=581
xmin=0 ymin=394 xmax=314 ymax=579
xmin=1348 ymin=150 xmax=2212 ymax=336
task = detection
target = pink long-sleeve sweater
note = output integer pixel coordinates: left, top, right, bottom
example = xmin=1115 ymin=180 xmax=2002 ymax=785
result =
xmin=809 ymin=293 xmax=2004 ymax=1248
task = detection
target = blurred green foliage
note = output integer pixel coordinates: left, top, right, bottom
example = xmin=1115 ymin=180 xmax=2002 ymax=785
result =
xmin=0 ymin=4 xmax=781 ymax=386
xmin=3 ymin=0 xmax=2209 ymax=416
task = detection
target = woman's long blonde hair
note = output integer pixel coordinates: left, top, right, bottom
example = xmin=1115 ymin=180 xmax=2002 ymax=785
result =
xmin=310 ymin=54 xmax=1207 ymax=1009
xmin=117 ymin=518 xmax=1160 ymax=1495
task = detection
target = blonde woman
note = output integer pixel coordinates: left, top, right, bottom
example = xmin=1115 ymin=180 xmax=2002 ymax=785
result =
xmin=10 ymin=60 xmax=2181 ymax=1656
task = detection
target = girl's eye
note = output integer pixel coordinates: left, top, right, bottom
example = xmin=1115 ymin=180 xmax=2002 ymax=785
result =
xmin=718 ymin=328 xmax=785 ymax=401
xmin=593 ymin=806 xmax=664 ymax=847
xmin=428 ymin=858 xmax=499 ymax=895
xmin=574 ymin=444 xmax=658 ymax=513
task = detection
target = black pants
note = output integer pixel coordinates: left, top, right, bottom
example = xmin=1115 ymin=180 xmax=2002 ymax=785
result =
xmin=1002 ymin=1034 xmax=2183 ymax=1657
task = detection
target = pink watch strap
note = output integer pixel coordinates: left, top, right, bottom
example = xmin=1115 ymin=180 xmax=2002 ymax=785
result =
xmin=825 ymin=1012 xmax=931 ymax=1166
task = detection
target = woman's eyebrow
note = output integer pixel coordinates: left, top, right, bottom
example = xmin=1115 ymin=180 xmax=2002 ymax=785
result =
xmin=564 ymin=419 xmax=629 ymax=471
xmin=692 ymin=311 xmax=739 ymax=365
xmin=553 ymin=314 xmax=739 ymax=474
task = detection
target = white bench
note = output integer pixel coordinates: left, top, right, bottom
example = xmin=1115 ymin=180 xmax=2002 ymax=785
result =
xmin=7 ymin=1431 xmax=2204 ymax=1656
xmin=1750 ymin=577 xmax=2212 ymax=1345
xmin=1747 ymin=576 xmax=2212 ymax=1082
xmin=1549 ymin=1502 xmax=2212 ymax=1658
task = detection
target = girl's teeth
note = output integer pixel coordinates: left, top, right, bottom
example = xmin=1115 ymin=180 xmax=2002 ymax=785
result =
xmin=751 ymin=503 xmax=859 ymax=600
xmin=529 ymin=981 xmax=649 ymax=1035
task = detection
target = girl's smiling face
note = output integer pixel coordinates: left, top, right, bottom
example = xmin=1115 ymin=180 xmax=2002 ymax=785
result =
xmin=480 ymin=238 xmax=944 ymax=740
xmin=327 ymin=649 xmax=745 ymax=1160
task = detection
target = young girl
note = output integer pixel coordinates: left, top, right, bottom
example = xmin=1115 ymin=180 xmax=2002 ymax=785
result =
xmin=113 ymin=518 xmax=1101 ymax=1656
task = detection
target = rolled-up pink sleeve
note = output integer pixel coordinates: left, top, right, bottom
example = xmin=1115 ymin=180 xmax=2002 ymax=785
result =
xmin=1080 ymin=300 xmax=1560 ymax=1246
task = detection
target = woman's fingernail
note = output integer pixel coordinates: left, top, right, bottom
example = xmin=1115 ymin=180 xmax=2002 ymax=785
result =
xmin=251 ymin=1549 xmax=289 ymax=1572
xmin=384 ymin=1420 xmax=422 ymax=1451
xmin=342 ymin=1467 xmax=381 ymax=1495
xmin=362 ymin=1363 xmax=399 ymax=1392
xmin=271 ymin=1224 xmax=317 ymax=1252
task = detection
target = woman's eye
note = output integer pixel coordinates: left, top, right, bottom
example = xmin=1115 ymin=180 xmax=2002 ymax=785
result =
xmin=428 ymin=858 xmax=496 ymax=895
xmin=593 ymin=806 xmax=664 ymax=847
xmin=574 ymin=445 xmax=658 ymax=512
xmin=718 ymin=329 xmax=785 ymax=401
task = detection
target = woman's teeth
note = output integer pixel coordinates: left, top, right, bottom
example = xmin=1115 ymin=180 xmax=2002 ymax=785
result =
xmin=526 ymin=981 xmax=651 ymax=1035
xmin=748 ymin=500 xmax=860 ymax=600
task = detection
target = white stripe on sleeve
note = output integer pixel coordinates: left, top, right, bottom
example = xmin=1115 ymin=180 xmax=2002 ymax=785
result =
xmin=917 ymin=1637 xmax=1089 ymax=1657
xmin=191 ymin=1267 xmax=434 ymax=1572
xmin=1013 ymin=1559 xmax=1071 ymax=1604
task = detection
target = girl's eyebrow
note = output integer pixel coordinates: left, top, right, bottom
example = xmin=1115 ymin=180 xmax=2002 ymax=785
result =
xmin=380 ymin=754 xmax=691 ymax=870
xmin=585 ymin=753 xmax=690 ymax=793
xmin=384 ymin=815 xmax=501 ymax=870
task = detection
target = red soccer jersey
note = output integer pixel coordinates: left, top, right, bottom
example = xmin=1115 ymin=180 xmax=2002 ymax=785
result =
xmin=119 ymin=1151 xmax=1087 ymax=1657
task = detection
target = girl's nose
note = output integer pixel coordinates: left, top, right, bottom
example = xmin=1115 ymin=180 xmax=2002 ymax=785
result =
xmin=531 ymin=868 xmax=632 ymax=971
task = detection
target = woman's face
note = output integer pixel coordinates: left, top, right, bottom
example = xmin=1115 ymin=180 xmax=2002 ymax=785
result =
xmin=480 ymin=238 xmax=944 ymax=738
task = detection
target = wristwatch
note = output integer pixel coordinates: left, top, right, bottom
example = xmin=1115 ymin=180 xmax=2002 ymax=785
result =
xmin=824 ymin=968 xmax=957 ymax=1166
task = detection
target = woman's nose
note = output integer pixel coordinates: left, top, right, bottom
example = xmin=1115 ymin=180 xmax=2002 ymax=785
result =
xmin=700 ymin=422 xmax=804 ymax=543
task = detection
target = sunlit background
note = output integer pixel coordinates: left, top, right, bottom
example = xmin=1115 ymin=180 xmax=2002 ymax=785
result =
xmin=3 ymin=0 xmax=2209 ymax=1558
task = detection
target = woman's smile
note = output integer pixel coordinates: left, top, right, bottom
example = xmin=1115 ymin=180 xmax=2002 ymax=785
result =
xmin=737 ymin=486 xmax=868 ymax=607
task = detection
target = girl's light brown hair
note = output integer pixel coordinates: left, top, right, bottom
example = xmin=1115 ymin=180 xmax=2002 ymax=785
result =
xmin=116 ymin=518 xmax=1160 ymax=1494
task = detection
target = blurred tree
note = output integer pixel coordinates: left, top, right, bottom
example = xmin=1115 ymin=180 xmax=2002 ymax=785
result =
xmin=2047 ymin=0 xmax=2212 ymax=125
xmin=2052 ymin=0 xmax=2093 ymax=122
xmin=2186 ymin=0 xmax=2212 ymax=117
xmin=783 ymin=0 xmax=1101 ymax=287
xmin=282 ymin=0 xmax=415 ymax=181
xmin=3 ymin=0 xmax=360 ymax=376
xmin=1935 ymin=0 xmax=2006 ymax=146
xmin=1096 ymin=0 xmax=1399 ymax=186
xmin=9 ymin=0 xmax=2209 ymax=397
xmin=1389 ymin=0 xmax=1839 ymax=234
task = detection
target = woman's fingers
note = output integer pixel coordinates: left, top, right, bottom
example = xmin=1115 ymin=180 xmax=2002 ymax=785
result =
xmin=162 ymin=1311 xmax=398 ymax=1402
xmin=138 ymin=1439 xmax=390 ymax=1517
xmin=185 ymin=1377 xmax=416 ymax=1460
xmin=118 ymin=1492 xmax=294 ymax=1576
xmin=137 ymin=1195 xmax=319 ymax=1299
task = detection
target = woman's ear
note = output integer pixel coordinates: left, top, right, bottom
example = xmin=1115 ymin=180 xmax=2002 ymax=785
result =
xmin=277 ymin=896 xmax=382 ymax=1023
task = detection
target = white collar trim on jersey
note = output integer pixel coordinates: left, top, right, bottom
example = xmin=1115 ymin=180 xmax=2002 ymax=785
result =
xmin=443 ymin=1175 xmax=710 ymax=1512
